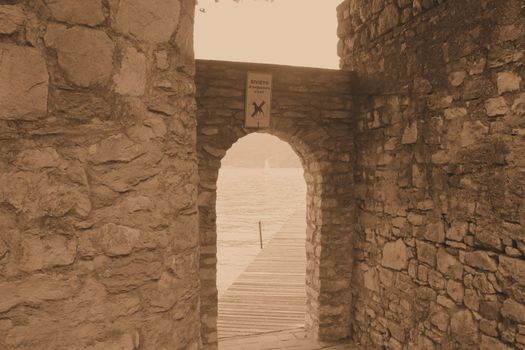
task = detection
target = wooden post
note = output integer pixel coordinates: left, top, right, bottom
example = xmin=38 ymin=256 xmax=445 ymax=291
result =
xmin=258 ymin=221 xmax=263 ymax=249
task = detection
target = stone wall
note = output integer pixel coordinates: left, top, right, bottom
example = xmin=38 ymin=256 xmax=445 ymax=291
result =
xmin=337 ymin=0 xmax=525 ymax=349
xmin=0 ymin=1 xmax=200 ymax=349
xmin=195 ymin=60 xmax=356 ymax=349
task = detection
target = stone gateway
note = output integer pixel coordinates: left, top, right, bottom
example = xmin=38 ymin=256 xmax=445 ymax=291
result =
xmin=0 ymin=0 xmax=523 ymax=350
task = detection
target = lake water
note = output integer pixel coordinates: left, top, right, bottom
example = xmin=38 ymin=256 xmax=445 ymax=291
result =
xmin=216 ymin=167 xmax=307 ymax=295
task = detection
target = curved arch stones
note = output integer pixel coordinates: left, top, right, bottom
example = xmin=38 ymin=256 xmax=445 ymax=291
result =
xmin=196 ymin=60 xmax=357 ymax=349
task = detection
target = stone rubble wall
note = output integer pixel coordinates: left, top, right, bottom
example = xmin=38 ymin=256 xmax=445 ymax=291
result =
xmin=0 ymin=1 xmax=200 ymax=349
xmin=338 ymin=0 xmax=525 ymax=349
xmin=195 ymin=60 xmax=356 ymax=349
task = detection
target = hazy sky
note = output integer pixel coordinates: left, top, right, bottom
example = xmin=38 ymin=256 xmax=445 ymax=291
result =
xmin=194 ymin=0 xmax=341 ymax=69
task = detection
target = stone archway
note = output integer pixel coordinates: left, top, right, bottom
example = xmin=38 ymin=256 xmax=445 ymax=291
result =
xmin=195 ymin=60 xmax=356 ymax=349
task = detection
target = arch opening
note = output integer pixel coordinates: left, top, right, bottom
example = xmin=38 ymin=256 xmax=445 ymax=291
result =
xmin=216 ymin=133 xmax=307 ymax=339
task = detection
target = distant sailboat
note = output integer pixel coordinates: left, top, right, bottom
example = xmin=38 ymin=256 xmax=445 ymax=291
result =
xmin=264 ymin=157 xmax=272 ymax=170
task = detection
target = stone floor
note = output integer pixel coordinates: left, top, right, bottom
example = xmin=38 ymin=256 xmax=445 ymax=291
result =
xmin=218 ymin=328 xmax=358 ymax=350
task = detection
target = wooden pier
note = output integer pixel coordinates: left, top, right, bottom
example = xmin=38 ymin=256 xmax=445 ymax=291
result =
xmin=218 ymin=208 xmax=307 ymax=339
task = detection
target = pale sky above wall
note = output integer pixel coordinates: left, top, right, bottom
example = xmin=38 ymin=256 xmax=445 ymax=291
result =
xmin=194 ymin=0 xmax=341 ymax=69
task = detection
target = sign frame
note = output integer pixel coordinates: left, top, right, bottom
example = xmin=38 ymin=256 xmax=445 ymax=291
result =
xmin=245 ymin=71 xmax=272 ymax=129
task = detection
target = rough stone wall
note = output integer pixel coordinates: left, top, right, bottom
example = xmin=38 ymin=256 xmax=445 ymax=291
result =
xmin=195 ymin=60 xmax=356 ymax=349
xmin=338 ymin=0 xmax=525 ymax=349
xmin=0 ymin=1 xmax=200 ymax=349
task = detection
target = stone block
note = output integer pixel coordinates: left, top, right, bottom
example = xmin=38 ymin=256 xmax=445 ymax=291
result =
xmin=501 ymin=298 xmax=525 ymax=323
xmin=446 ymin=279 xmax=464 ymax=302
xmin=0 ymin=274 xmax=78 ymax=313
xmin=444 ymin=107 xmax=467 ymax=120
xmin=363 ymin=267 xmax=380 ymax=292
xmin=430 ymin=310 xmax=449 ymax=332
xmin=417 ymin=240 xmax=436 ymax=267
xmin=480 ymin=335 xmax=512 ymax=350
xmin=464 ymin=288 xmax=480 ymax=312
xmin=421 ymin=222 xmax=445 ymax=243
xmin=0 ymin=44 xmax=49 ymax=120
xmin=85 ymin=332 xmax=139 ymax=350
xmin=79 ymin=222 xmax=162 ymax=258
xmin=114 ymin=46 xmax=147 ymax=96
xmin=485 ymin=97 xmax=508 ymax=116
xmin=46 ymin=0 xmax=105 ymax=26
xmin=512 ymin=93 xmax=525 ymax=115
xmin=401 ymin=121 xmax=418 ymax=144
xmin=499 ymin=255 xmax=525 ymax=285
xmin=378 ymin=4 xmax=400 ymax=35
xmin=436 ymin=248 xmax=463 ymax=280
xmin=381 ymin=239 xmax=408 ymax=270
xmin=464 ymin=251 xmax=497 ymax=272
xmin=460 ymin=121 xmax=488 ymax=147
xmin=17 ymin=235 xmax=77 ymax=273
xmin=15 ymin=148 xmax=60 ymax=171
xmin=176 ymin=15 xmax=194 ymax=60
xmin=0 ymin=171 xmax=91 ymax=219
xmin=88 ymin=134 xmax=145 ymax=164
xmin=450 ymin=310 xmax=478 ymax=347
xmin=111 ymin=0 xmax=181 ymax=43
xmin=45 ymin=25 xmax=114 ymax=87
xmin=497 ymin=71 xmax=521 ymax=94
xmin=449 ymin=71 xmax=466 ymax=87
xmin=0 ymin=5 xmax=25 ymax=34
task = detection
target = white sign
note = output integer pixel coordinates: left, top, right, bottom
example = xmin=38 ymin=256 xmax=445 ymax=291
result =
xmin=245 ymin=72 xmax=272 ymax=128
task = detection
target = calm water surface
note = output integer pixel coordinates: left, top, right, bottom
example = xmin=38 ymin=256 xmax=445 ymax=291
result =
xmin=216 ymin=167 xmax=307 ymax=295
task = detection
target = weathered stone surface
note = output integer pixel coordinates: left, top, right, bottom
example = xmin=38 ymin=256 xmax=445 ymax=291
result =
xmin=0 ymin=5 xmax=25 ymax=34
xmin=464 ymin=251 xmax=497 ymax=272
xmin=497 ymin=71 xmax=521 ymax=94
xmin=114 ymin=46 xmax=147 ymax=96
xmin=499 ymin=255 xmax=525 ymax=285
xmin=17 ymin=235 xmax=77 ymax=273
xmin=112 ymin=0 xmax=181 ymax=43
xmin=421 ymin=222 xmax=445 ymax=243
xmin=464 ymin=288 xmax=480 ymax=311
xmin=0 ymin=44 xmax=49 ymax=120
xmin=78 ymin=223 xmax=158 ymax=257
xmin=378 ymin=4 xmax=400 ymax=35
xmin=363 ymin=267 xmax=379 ymax=292
xmin=381 ymin=239 xmax=408 ymax=270
xmin=485 ymin=97 xmax=508 ymax=116
xmin=0 ymin=171 xmax=91 ymax=219
xmin=460 ymin=121 xmax=488 ymax=147
xmin=15 ymin=148 xmax=61 ymax=171
xmin=501 ymin=298 xmax=525 ymax=323
xmin=0 ymin=274 xmax=78 ymax=313
xmin=444 ymin=107 xmax=467 ymax=120
xmin=450 ymin=310 xmax=478 ymax=346
xmin=0 ymin=238 xmax=7 ymax=259
xmin=512 ymin=93 xmax=525 ymax=115
xmin=45 ymin=25 xmax=114 ymax=87
xmin=430 ymin=310 xmax=449 ymax=332
xmin=155 ymin=50 xmax=170 ymax=70
xmin=437 ymin=249 xmax=463 ymax=280
xmin=449 ymin=71 xmax=466 ymax=87
xmin=446 ymin=279 xmax=464 ymax=302
xmin=176 ymin=15 xmax=194 ymax=59
xmin=417 ymin=240 xmax=436 ymax=267
xmin=401 ymin=122 xmax=417 ymax=144
xmin=85 ymin=333 xmax=139 ymax=350
xmin=481 ymin=335 xmax=512 ymax=350
xmin=46 ymin=0 xmax=105 ymax=26
xmin=88 ymin=134 xmax=145 ymax=164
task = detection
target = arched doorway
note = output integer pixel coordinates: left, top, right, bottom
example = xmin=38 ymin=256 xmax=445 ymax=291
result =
xmin=196 ymin=59 xmax=355 ymax=349
xmin=216 ymin=133 xmax=307 ymax=339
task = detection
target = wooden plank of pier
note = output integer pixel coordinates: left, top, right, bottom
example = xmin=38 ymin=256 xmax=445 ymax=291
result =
xmin=218 ymin=208 xmax=307 ymax=339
